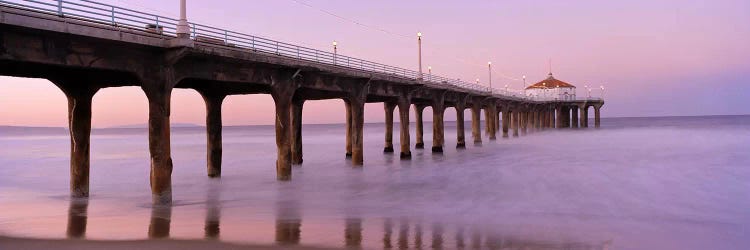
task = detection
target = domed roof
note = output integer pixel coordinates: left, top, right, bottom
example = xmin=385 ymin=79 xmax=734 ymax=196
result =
xmin=525 ymin=73 xmax=576 ymax=89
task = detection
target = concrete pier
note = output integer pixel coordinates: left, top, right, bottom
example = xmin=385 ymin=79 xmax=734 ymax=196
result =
xmin=383 ymin=102 xmax=396 ymax=153
xmin=471 ymin=102 xmax=483 ymax=144
xmin=431 ymin=93 xmax=446 ymax=153
xmin=0 ymin=4 xmax=605 ymax=202
xmin=455 ymin=101 xmax=467 ymax=149
xmin=488 ymin=105 xmax=498 ymax=140
xmin=52 ymin=79 xmax=98 ymax=198
xmin=502 ymin=106 xmax=510 ymax=138
xmin=397 ymin=97 xmax=412 ymax=159
xmin=142 ymin=79 xmax=174 ymax=204
xmin=344 ymin=100 xmax=353 ymax=158
xmin=291 ymin=98 xmax=304 ymax=164
xmin=415 ymin=105 xmax=426 ymax=149
xmin=348 ymin=87 xmax=367 ymax=166
xmin=200 ymin=92 xmax=225 ymax=176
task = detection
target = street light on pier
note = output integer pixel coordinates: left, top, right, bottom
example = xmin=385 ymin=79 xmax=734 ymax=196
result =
xmin=332 ymin=40 xmax=337 ymax=65
xmin=523 ymin=75 xmax=527 ymax=89
xmin=488 ymin=61 xmax=492 ymax=92
xmin=600 ymin=85 xmax=605 ymax=99
xmin=176 ymin=0 xmax=190 ymax=38
xmin=417 ymin=32 xmax=423 ymax=80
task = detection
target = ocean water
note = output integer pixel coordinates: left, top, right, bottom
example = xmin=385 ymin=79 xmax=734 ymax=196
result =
xmin=0 ymin=116 xmax=748 ymax=249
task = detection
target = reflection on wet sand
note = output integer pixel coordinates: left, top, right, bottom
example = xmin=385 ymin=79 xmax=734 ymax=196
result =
xmin=148 ymin=203 xmax=172 ymax=238
xmin=205 ymin=183 xmax=221 ymax=239
xmin=66 ymin=198 xmax=88 ymax=239
xmin=63 ymin=198 xmax=612 ymax=249
xmin=344 ymin=218 xmax=362 ymax=247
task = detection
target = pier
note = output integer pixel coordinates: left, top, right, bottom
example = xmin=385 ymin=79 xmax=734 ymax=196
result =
xmin=0 ymin=0 xmax=604 ymax=204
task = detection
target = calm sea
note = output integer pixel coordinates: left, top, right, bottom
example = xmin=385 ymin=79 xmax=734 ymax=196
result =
xmin=1 ymin=115 xmax=748 ymax=249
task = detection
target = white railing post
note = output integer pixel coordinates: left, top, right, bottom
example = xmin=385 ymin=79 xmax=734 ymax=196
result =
xmin=56 ymin=0 xmax=63 ymax=16
xmin=110 ymin=6 xmax=115 ymax=25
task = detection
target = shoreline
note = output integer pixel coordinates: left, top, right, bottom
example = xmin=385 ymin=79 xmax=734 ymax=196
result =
xmin=0 ymin=236 xmax=334 ymax=250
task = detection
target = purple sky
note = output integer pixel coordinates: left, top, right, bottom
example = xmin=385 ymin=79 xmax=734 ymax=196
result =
xmin=1 ymin=0 xmax=748 ymax=127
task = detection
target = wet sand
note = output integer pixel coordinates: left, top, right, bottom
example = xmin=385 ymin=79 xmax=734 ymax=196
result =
xmin=0 ymin=236 xmax=331 ymax=250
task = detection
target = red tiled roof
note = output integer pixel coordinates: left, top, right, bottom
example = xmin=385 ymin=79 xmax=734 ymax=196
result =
xmin=525 ymin=73 xmax=576 ymax=89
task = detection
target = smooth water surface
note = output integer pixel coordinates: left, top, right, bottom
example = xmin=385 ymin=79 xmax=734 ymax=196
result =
xmin=1 ymin=116 xmax=749 ymax=249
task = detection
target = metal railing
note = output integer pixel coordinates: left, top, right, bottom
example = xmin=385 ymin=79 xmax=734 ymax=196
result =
xmin=0 ymin=0 xmax=573 ymax=101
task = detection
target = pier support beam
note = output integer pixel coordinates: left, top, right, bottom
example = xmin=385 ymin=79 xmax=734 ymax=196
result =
xmin=471 ymin=102 xmax=482 ymax=144
xmin=52 ymin=79 xmax=99 ymax=198
xmin=595 ymin=105 xmax=602 ymax=128
xmin=291 ymin=98 xmax=305 ymax=164
xmin=397 ymin=97 xmax=411 ymax=159
xmin=512 ymin=110 xmax=520 ymax=137
xmin=344 ymin=100 xmax=352 ymax=158
xmin=455 ymin=102 xmax=466 ymax=149
xmin=142 ymin=78 xmax=174 ymax=204
xmin=488 ymin=105 xmax=497 ymax=140
xmin=199 ymin=92 xmax=226 ymax=177
xmin=502 ymin=106 xmax=510 ymax=138
xmin=571 ymin=106 xmax=579 ymax=128
xmin=415 ymin=104 xmax=426 ymax=149
xmin=270 ymin=71 xmax=300 ymax=179
xmin=556 ymin=106 xmax=563 ymax=129
xmin=431 ymin=94 xmax=446 ymax=153
xmin=521 ymin=110 xmax=528 ymax=135
xmin=383 ymin=102 xmax=396 ymax=153
xmin=347 ymin=85 xmax=368 ymax=166
xmin=579 ymin=105 xmax=589 ymax=128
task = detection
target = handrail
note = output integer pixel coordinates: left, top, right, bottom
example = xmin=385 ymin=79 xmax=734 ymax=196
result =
xmin=0 ymin=0 xmax=597 ymax=102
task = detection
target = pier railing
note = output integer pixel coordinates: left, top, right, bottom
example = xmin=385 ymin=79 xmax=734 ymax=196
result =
xmin=0 ymin=0 xmax=560 ymax=99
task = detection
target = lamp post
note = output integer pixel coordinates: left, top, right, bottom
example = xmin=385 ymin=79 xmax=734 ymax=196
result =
xmin=332 ymin=40 xmax=337 ymax=65
xmin=176 ymin=0 xmax=190 ymax=38
xmin=600 ymin=85 xmax=605 ymax=99
xmin=488 ymin=61 xmax=492 ymax=92
xmin=417 ymin=32 xmax=423 ymax=80
xmin=523 ymin=75 xmax=527 ymax=89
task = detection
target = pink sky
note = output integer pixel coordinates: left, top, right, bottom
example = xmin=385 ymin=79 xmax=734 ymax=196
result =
xmin=1 ymin=0 xmax=748 ymax=127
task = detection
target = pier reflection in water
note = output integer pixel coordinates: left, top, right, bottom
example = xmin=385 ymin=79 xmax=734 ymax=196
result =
xmin=61 ymin=197 xmax=612 ymax=249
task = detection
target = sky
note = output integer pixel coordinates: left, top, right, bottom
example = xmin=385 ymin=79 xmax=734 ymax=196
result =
xmin=1 ymin=0 xmax=749 ymax=127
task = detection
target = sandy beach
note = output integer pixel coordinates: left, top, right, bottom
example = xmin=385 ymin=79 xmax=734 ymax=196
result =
xmin=0 ymin=236 xmax=332 ymax=250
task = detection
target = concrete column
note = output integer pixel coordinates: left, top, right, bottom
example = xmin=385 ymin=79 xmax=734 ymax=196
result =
xmin=349 ymin=97 xmax=366 ymax=166
xmin=502 ymin=107 xmax=510 ymax=138
xmin=580 ymin=105 xmax=589 ymax=128
xmin=291 ymin=99 xmax=304 ymax=165
xmin=484 ymin=106 xmax=494 ymax=137
xmin=201 ymin=93 xmax=225 ymax=177
xmin=513 ymin=110 xmax=520 ymax=137
xmin=271 ymin=87 xmax=295 ymax=179
xmin=595 ymin=105 xmax=602 ymax=128
xmin=455 ymin=104 xmax=466 ymax=149
xmin=488 ymin=105 xmax=497 ymax=140
xmin=383 ymin=102 xmax=396 ymax=153
xmin=571 ymin=106 xmax=579 ymax=128
xmin=415 ymin=105 xmax=426 ymax=149
xmin=471 ymin=102 xmax=482 ymax=144
xmin=432 ymin=100 xmax=446 ymax=153
xmin=143 ymin=85 xmax=174 ymax=204
xmin=521 ymin=110 xmax=528 ymax=135
xmin=397 ymin=98 xmax=411 ymax=159
xmin=495 ymin=109 xmax=501 ymax=132
xmin=549 ymin=107 xmax=556 ymax=128
xmin=344 ymin=99 xmax=352 ymax=158
xmin=555 ymin=106 xmax=563 ymax=128
xmin=52 ymin=80 xmax=98 ymax=198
